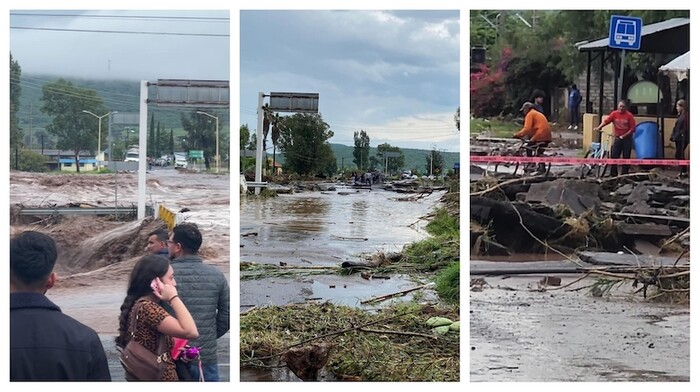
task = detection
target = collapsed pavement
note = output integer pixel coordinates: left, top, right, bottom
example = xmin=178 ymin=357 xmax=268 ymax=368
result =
xmin=470 ymin=171 xmax=690 ymax=257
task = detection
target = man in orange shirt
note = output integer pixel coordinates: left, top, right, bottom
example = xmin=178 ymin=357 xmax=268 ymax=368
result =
xmin=594 ymin=99 xmax=636 ymax=176
xmin=513 ymin=102 xmax=552 ymax=174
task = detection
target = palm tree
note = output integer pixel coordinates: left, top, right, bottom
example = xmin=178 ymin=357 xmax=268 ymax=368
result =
xmin=271 ymin=113 xmax=285 ymax=173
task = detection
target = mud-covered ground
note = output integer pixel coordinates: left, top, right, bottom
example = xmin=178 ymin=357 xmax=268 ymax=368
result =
xmin=470 ymin=271 xmax=690 ymax=382
xmin=9 ymin=168 xmax=231 ymax=381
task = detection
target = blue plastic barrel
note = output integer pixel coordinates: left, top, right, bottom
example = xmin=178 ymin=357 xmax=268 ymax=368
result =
xmin=633 ymin=121 xmax=659 ymax=159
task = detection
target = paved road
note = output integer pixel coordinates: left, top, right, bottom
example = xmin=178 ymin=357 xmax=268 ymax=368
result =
xmin=100 ymin=332 xmax=230 ymax=382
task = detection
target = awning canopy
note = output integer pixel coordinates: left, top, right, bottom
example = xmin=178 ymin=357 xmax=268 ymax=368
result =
xmin=659 ymin=51 xmax=689 ymax=81
xmin=575 ymin=17 xmax=689 ymax=55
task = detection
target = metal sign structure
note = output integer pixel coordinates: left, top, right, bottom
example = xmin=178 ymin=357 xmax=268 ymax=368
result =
xmin=608 ymin=15 xmax=643 ymax=101
xmin=188 ymin=150 xmax=204 ymax=159
xmin=268 ymin=92 xmax=319 ymax=113
xmin=134 ymin=79 xmax=230 ymax=220
xmin=254 ymin=91 xmax=320 ymax=194
xmin=609 ymin=15 xmax=643 ymax=50
xmin=150 ymin=79 xmax=230 ymax=108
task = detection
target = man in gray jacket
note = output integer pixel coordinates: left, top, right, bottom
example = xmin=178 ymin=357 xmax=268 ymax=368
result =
xmin=168 ymin=223 xmax=230 ymax=381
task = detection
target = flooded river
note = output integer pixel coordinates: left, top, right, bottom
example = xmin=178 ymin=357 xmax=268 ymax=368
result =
xmin=239 ymin=185 xmax=446 ymax=311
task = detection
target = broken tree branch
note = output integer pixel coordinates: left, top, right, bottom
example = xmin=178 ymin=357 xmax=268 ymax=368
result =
xmin=361 ymin=283 xmax=434 ymax=304
xmin=359 ymin=328 xmax=438 ymax=340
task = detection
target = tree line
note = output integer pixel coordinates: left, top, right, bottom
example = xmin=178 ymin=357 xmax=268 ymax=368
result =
xmin=9 ymin=53 xmax=229 ymax=172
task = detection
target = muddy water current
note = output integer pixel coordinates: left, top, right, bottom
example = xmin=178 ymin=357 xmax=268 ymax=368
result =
xmin=239 ymin=186 xmax=445 ymax=311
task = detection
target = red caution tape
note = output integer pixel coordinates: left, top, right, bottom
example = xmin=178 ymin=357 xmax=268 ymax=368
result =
xmin=470 ymin=155 xmax=690 ymax=166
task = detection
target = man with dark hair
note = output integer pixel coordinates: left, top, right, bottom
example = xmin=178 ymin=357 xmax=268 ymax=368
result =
xmin=168 ymin=223 xmax=230 ymax=381
xmin=530 ymin=89 xmax=546 ymax=116
xmin=10 ymin=231 xmax=111 ymax=381
xmin=145 ymin=228 xmax=169 ymax=255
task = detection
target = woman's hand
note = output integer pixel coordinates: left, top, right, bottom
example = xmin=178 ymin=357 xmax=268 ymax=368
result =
xmin=152 ymin=277 xmax=178 ymax=302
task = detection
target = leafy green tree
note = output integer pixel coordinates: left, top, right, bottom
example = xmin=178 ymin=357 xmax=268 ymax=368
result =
xmin=40 ymin=79 xmax=105 ymax=173
xmin=10 ymin=53 xmax=22 ymax=148
xmin=240 ymin=124 xmax=250 ymax=151
xmin=247 ymin=132 xmax=257 ymax=152
xmin=425 ymin=148 xmax=445 ymax=176
xmin=277 ymin=113 xmax=335 ymax=176
xmin=11 ymin=149 xmax=47 ymax=172
xmin=376 ymin=143 xmax=405 ymax=174
xmin=454 ymin=107 xmax=460 ymax=131
xmin=353 ymin=130 xmax=370 ymax=170
xmin=180 ymin=110 xmax=220 ymax=170
xmin=169 ymin=129 xmax=174 ymax=155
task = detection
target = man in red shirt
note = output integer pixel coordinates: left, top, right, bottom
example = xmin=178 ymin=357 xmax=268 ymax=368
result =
xmin=594 ymin=99 xmax=636 ymax=176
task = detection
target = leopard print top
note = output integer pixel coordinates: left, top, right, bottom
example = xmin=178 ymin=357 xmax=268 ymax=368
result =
xmin=128 ymin=300 xmax=178 ymax=381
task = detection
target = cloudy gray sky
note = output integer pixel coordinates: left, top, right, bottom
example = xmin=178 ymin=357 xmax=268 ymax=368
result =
xmin=240 ymin=10 xmax=460 ymax=152
xmin=9 ymin=9 xmax=230 ymax=82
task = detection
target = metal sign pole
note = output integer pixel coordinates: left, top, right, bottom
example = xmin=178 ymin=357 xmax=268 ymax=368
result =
xmin=618 ymin=49 xmax=626 ymax=101
xmin=255 ymin=92 xmax=265 ymax=195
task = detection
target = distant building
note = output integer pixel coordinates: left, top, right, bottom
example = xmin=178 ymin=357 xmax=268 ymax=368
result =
xmin=28 ymin=149 xmax=98 ymax=172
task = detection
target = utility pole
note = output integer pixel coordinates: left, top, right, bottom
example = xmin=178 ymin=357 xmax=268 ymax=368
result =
xmin=341 ymin=157 xmax=344 ymax=172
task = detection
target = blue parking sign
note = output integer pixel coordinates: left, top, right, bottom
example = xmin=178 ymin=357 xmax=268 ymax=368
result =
xmin=609 ymin=15 xmax=643 ymax=50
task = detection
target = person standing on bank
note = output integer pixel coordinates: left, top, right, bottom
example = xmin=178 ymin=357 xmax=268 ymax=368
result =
xmin=568 ymin=84 xmax=582 ymax=130
xmin=10 ymin=231 xmax=111 ymax=381
xmin=513 ymin=101 xmax=553 ymax=174
xmin=594 ymin=99 xmax=636 ymax=177
xmin=115 ymin=254 xmax=199 ymax=381
xmin=168 ymin=223 xmax=230 ymax=381
xmin=670 ymin=98 xmax=689 ymax=177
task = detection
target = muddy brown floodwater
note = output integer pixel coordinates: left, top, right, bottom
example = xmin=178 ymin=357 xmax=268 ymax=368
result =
xmin=9 ymin=167 xmax=231 ymax=381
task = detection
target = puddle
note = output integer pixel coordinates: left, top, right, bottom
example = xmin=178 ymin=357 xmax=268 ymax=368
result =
xmin=240 ymin=186 xmax=445 ymax=381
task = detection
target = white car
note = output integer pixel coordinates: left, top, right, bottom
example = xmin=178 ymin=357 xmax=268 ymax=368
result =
xmin=174 ymin=155 xmax=188 ymax=169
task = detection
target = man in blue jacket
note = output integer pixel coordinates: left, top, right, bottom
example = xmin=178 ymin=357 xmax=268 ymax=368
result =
xmin=568 ymin=84 xmax=582 ymax=130
xmin=10 ymin=231 xmax=111 ymax=381
xmin=168 ymin=223 xmax=230 ymax=381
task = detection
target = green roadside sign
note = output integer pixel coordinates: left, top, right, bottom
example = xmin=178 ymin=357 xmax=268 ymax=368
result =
xmin=188 ymin=150 xmax=204 ymax=159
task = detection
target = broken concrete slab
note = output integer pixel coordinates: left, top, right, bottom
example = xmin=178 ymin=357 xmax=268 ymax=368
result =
xmin=525 ymin=179 xmax=601 ymax=215
xmin=617 ymin=223 xmax=672 ymax=237
xmin=577 ymin=251 xmax=689 ymax=267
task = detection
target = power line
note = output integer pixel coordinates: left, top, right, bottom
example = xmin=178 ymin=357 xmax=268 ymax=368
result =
xmin=10 ymin=12 xmax=229 ymax=22
xmin=10 ymin=26 xmax=229 ymax=37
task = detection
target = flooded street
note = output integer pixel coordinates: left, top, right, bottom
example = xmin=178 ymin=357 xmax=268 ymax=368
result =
xmin=470 ymin=273 xmax=690 ymax=382
xmin=10 ymin=168 xmax=231 ymax=381
xmin=239 ymin=185 xmax=445 ymax=312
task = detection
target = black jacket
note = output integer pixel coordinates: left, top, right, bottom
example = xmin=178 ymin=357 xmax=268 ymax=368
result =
xmin=671 ymin=112 xmax=689 ymax=144
xmin=10 ymin=292 xmax=111 ymax=381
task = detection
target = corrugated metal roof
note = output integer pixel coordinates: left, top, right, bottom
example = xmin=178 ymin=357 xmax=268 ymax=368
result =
xmin=575 ymin=17 xmax=689 ymax=53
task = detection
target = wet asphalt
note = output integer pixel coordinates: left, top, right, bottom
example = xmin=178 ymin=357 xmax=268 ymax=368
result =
xmin=100 ymin=332 xmax=230 ymax=382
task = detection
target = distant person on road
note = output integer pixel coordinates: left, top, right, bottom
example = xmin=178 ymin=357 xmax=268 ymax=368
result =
xmin=530 ymin=89 xmax=547 ymax=118
xmin=115 ymin=255 xmax=199 ymax=381
xmin=568 ymin=84 xmax=582 ymax=130
xmin=594 ymin=99 xmax=636 ymax=177
xmin=10 ymin=231 xmax=111 ymax=381
xmin=167 ymin=223 xmax=230 ymax=381
xmin=513 ymin=101 xmax=552 ymax=174
xmin=670 ymin=99 xmax=689 ymax=177
xmin=146 ymin=228 xmax=170 ymax=256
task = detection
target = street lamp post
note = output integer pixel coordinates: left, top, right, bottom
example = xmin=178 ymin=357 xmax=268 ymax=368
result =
xmin=82 ymin=110 xmax=117 ymax=162
xmin=196 ymin=111 xmax=220 ymax=173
